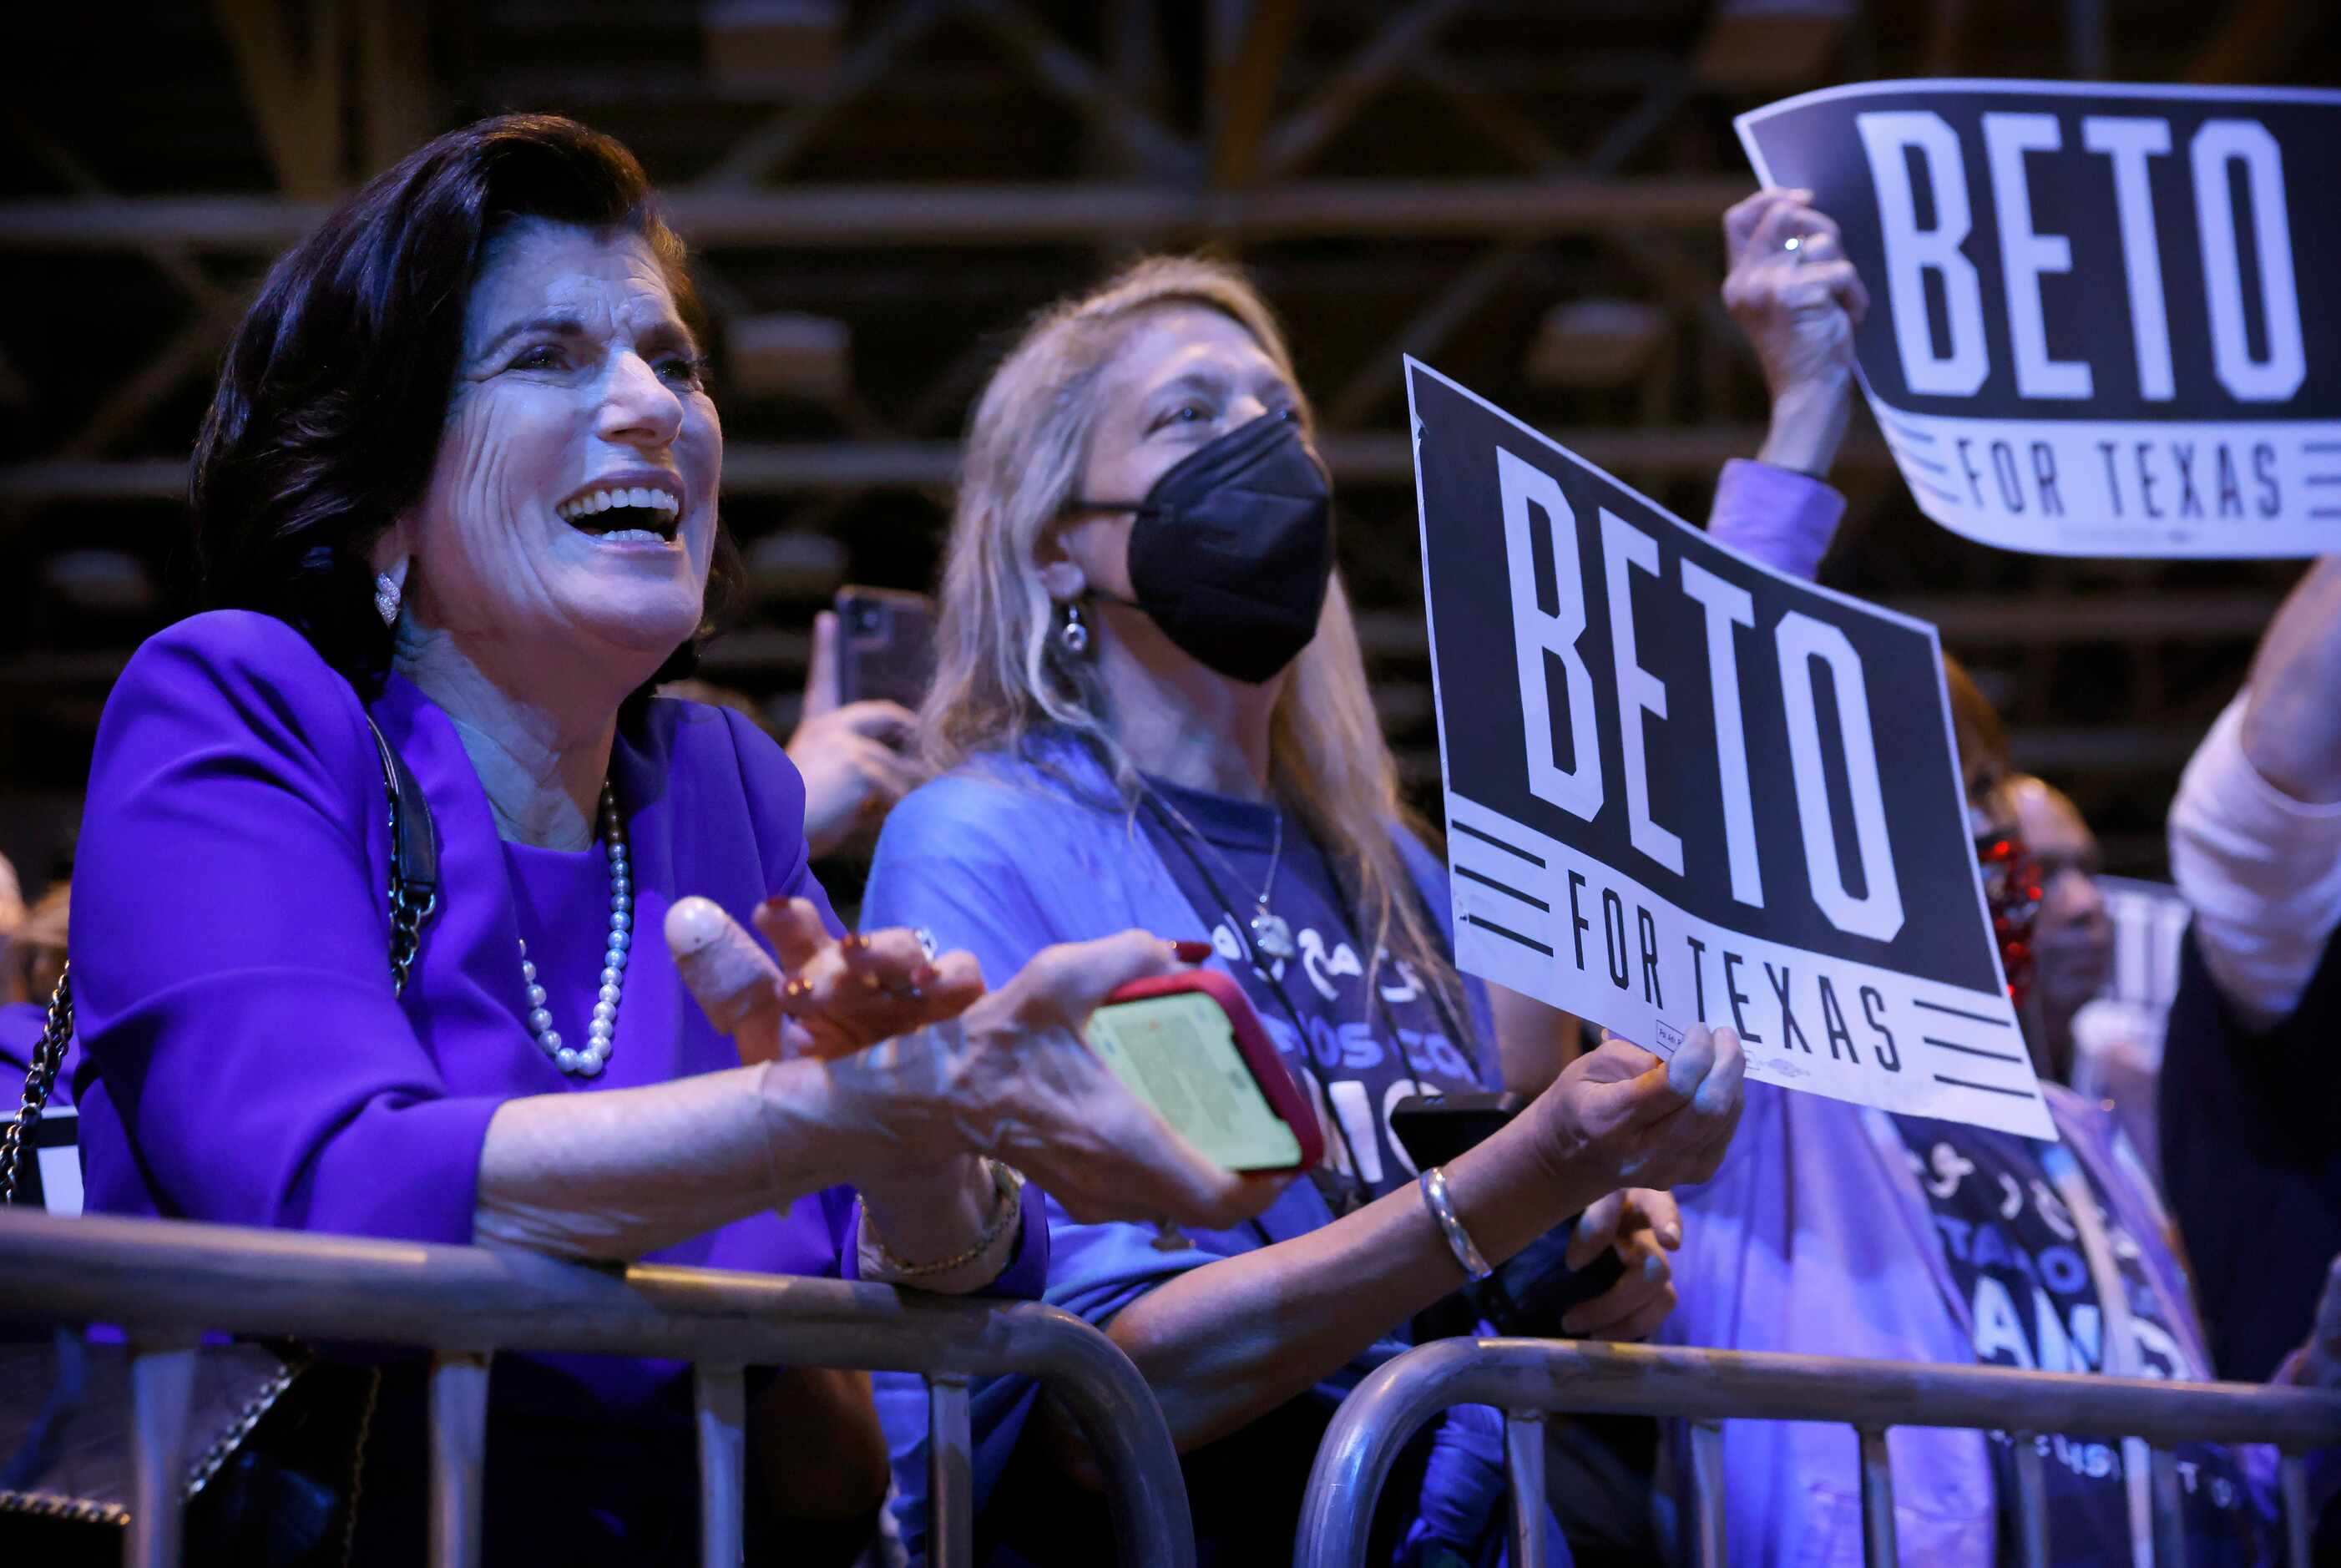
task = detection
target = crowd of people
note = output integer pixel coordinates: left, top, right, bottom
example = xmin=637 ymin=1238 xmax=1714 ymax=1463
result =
xmin=3 ymin=110 xmax=2339 ymax=1566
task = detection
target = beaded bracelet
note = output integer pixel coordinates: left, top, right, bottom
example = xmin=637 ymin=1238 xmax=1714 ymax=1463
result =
xmin=863 ymin=1161 xmax=1025 ymax=1281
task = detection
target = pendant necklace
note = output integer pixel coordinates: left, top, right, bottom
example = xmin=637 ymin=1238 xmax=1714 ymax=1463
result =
xmin=1145 ymin=787 xmax=1297 ymax=963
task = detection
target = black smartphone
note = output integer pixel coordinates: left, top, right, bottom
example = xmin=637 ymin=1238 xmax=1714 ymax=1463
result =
xmin=1390 ymin=1090 xmax=1628 ymax=1333
xmin=1389 ymin=1091 xmax=1524 ymax=1170
xmin=834 ymin=586 xmax=936 ymax=711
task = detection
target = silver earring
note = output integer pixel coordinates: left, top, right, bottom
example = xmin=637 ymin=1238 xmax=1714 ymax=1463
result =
xmin=1059 ymin=600 xmax=1090 ymax=656
xmin=373 ymin=572 xmax=402 ymax=628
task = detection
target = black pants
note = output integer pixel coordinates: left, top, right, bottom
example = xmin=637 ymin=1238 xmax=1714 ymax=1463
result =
xmin=190 ymin=1359 xmax=877 ymax=1568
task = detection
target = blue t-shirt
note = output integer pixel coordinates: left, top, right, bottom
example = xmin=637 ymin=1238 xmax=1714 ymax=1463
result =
xmin=1893 ymin=1115 xmax=2267 ymax=1567
xmin=1135 ymin=778 xmax=1485 ymax=1213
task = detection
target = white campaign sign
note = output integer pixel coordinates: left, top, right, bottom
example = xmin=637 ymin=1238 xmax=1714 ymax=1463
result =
xmin=1738 ymin=80 xmax=2341 ymax=558
xmin=1408 ymin=359 xmax=2051 ymax=1137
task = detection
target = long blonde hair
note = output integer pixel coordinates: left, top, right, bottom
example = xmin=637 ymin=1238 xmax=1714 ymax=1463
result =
xmin=920 ymin=255 xmax=1463 ymax=1017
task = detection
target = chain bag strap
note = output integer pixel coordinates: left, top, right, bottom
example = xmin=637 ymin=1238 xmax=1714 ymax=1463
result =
xmin=364 ymin=711 xmax=439 ymax=997
xmin=0 ymin=971 xmax=71 ymax=1209
xmin=1 ymin=709 xmax=438 ymax=1553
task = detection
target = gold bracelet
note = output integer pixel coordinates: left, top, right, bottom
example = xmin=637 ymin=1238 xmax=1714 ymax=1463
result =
xmin=863 ymin=1161 xmax=1025 ymax=1280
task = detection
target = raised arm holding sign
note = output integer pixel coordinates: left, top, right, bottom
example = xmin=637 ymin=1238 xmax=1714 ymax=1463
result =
xmin=1737 ymin=80 xmax=2341 ymax=557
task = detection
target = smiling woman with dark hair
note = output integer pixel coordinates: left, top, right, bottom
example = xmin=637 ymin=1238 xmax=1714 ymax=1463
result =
xmin=63 ymin=113 xmax=1273 ymax=1565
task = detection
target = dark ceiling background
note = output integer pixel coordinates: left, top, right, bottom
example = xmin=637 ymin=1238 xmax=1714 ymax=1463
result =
xmin=3 ymin=0 xmax=2337 ymax=892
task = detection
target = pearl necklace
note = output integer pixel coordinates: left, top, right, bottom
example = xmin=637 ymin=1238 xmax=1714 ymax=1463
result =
xmin=518 ymin=781 xmax=630 ymax=1079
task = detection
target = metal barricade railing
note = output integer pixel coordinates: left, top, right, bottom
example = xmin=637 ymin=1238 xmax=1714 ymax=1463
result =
xmin=0 ymin=1207 xmax=1195 ymax=1568
xmin=1296 ymin=1336 xmax=2341 ymax=1568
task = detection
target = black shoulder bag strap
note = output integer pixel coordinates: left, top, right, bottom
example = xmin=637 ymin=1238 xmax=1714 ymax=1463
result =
xmin=3 ymin=708 xmax=439 ymax=1204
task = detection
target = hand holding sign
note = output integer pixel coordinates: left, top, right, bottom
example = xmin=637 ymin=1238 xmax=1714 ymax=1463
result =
xmin=1724 ymin=192 xmax=1870 ymax=397
xmin=1527 ymin=1026 xmax=1746 ymax=1193
xmin=1723 ymin=190 xmax=1873 ymax=478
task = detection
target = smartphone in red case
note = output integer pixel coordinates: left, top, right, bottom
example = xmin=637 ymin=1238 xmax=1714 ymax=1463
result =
xmin=1087 ymin=969 xmax=1323 ymax=1174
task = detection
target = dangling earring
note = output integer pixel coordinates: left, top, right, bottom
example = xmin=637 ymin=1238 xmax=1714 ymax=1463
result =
xmin=1058 ymin=600 xmax=1090 ymax=656
xmin=373 ymin=557 xmax=408 ymax=628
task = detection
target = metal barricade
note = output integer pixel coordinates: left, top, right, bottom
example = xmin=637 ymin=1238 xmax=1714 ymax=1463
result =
xmin=1296 ymin=1336 xmax=2341 ymax=1568
xmin=0 ymin=1206 xmax=1195 ymax=1568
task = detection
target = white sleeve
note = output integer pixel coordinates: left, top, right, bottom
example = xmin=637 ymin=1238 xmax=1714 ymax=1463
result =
xmin=2168 ymin=694 xmax=2341 ymax=1030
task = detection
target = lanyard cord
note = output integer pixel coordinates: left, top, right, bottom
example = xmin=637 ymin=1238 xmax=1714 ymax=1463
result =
xmin=1312 ymin=835 xmax=1482 ymax=1085
xmin=1139 ymin=795 xmax=1372 ymax=1204
xmin=1139 ymin=792 xmax=1483 ymax=1088
xmin=1138 ymin=794 xmax=1486 ymax=1216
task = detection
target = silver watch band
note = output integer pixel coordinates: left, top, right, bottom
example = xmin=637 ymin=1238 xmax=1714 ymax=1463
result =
xmin=1418 ymin=1165 xmax=1494 ymax=1281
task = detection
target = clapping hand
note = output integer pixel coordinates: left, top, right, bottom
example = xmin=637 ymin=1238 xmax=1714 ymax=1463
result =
xmin=670 ymin=905 xmax=1288 ymax=1233
xmin=666 ymin=895 xmax=983 ymax=1065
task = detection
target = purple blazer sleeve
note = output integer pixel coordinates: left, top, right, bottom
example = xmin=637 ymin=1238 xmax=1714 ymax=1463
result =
xmin=1704 ymin=457 xmax=1847 ymax=583
xmin=71 ymin=613 xmax=504 ymax=1245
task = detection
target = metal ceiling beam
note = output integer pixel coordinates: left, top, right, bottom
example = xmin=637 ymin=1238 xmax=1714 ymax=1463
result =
xmin=1316 ymin=63 xmax=1693 ymax=428
xmin=1405 ymin=48 xmax=1568 ymax=174
xmin=963 ymin=0 xmax=1197 ymax=180
xmin=5 ymin=112 xmax=230 ymax=311
xmin=696 ymin=0 xmax=959 ymax=187
xmin=1321 ymin=239 xmax=1537 ymax=427
xmin=478 ymin=51 xmax=1688 ymax=114
xmin=55 ymin=299 xmax=245 ymax=460
xmin=356 ymin=0 xmax=435 ymax=178
xmin=1254 ymin=0 xmax=1478 ymax=182
xmin=210 ymin=0 xmax=348 ymax=199
xmin=0 ymin=175 xmax=1757 ymax=254
xmin=0 ymin=427 xmax=1891 ymax=508
xmin=2183 ymin=0 xmax=2302 ymax=83
xmin=1207 ymin=0 xmax=1304 ymax=188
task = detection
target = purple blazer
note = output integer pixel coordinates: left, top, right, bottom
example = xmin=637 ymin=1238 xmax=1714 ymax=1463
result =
xmin=69 ymin=611 xmax=1044 ymax=1411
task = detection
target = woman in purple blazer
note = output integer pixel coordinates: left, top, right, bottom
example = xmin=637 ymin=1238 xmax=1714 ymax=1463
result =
xmin=65 ymin=114 xmax=1271 ymax=1564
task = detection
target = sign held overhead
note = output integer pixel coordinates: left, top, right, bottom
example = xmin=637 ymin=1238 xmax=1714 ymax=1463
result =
xmin=1738 ymin=80 xmax=2341 ymax=557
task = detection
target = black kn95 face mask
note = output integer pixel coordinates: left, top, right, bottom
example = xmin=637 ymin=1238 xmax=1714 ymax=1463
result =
xmin=1074 ymin=411 xmax=1335 ymax=685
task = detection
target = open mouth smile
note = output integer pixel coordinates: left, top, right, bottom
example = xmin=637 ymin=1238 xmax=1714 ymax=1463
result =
xmin=554 ymin=475 xmax=685 ymax=544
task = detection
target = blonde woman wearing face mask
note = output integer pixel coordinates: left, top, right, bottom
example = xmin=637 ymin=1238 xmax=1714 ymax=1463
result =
xmin=866 ymin=190 xmax=1860 ymax=1565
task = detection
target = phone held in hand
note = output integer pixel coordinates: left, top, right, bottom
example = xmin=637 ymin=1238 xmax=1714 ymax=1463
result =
xmin=834 ymin=585 xmax=937 ymax=710
xmin=1388 ymin=1090 xmax=1524 ymax=1171
xmin=1085 ymin=970 xmax=1323 ymax=1174
xmin=1390 ymin=1090 xmax=1628 ymax=1332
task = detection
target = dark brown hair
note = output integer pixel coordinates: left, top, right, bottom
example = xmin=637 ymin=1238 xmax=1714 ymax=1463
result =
xmin=191 ymin=113 xmax=735 ymax=700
